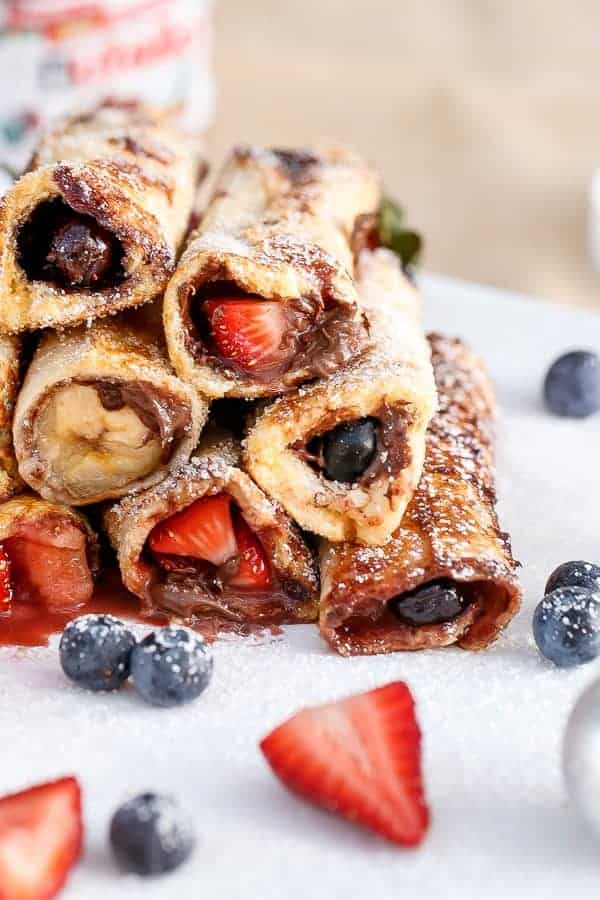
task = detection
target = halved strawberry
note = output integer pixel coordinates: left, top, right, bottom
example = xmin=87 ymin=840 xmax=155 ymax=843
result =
xmin=0 ymin=776 xmax=82 ymax=899
xmin=148 ymin=493 xmax=237 ymax=566
xmin=260 ymin=682 xmax=429 ymax=847
xmin=229 ymin=512 xmax=271 ymax=589
xmin=5 ymin=521 xmax=93 ymax=612
xmin=0 ymin=544 xmax=12 ymax=613
xmin=204 ymin=297 xmax=287 ymax=375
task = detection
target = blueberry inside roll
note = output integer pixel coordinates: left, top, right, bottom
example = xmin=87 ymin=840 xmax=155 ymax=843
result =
xmin=245 ymin=248 xmax=437 ymax=544
xmin=318 ymin=335 xmax=522 ymax=655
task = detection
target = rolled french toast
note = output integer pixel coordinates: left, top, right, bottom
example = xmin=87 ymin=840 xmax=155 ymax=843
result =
xmin=0 ymin=101 xmax=202 ymax=332
xmin=0 ymin=333 xmax=21 ymax=502
xmin=0 ymin=494 xmax=100 ymax=612
xmin=13 ymin=305 xmax=207 ymax=506
xmin=319 ymin=334 xmax=521 ymax=654
xmin=244 ymin=248 xmax=437 ymax=544
xmin=104 ymin=428 xmax=319 ymax=627
xmin=163 ymin=143 xmax=381 ymax=398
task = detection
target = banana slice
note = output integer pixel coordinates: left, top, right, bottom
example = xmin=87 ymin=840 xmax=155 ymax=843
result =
xmin=35 ymin=384 xmax=165 ymax=503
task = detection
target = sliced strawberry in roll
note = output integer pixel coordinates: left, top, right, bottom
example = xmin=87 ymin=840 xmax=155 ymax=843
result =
xmin=204 ymin=298 xmax=287 ymax=378
xmin=149 ymin=493 xmax=271 ymax=590
xmin=0 ymin=544 xmax=12 ymax=613
xmin=0 ymin=497 xmax=98 ymax=615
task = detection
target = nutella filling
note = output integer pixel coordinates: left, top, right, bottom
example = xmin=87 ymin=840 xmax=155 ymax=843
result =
xmin=17 ymin=198 xmax=125 ymax=290
xmin=145 ymin=500 xmax=306 ymax=622
xmin=93 ymin=380 xmax=189 ymax=463
xmin=297 ymin=403 xmax=412 ymax=486
xmin=183 ymin=280 xmax=366 ymax=386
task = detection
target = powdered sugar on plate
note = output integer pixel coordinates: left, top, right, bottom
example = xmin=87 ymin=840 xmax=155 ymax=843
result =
xmin=0 ymin=274 xmax=600 ymax=898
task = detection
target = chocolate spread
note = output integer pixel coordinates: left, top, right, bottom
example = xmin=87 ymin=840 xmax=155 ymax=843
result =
xmin=148 ymin=554 xmax=309 ymax=624
xmin=184 ymin=280 xmax=366 ymax=387
xmin=17 ymin=197 xmax=124 ymax=290
xmin=93 ymin=380 xmax=190 ymax=461
xmin=296 ymin=401 xmax=412 ymax=487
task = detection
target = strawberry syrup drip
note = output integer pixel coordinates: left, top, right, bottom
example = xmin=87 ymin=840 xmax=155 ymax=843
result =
xmin=0 ymin=570 xmax=167 ymax=649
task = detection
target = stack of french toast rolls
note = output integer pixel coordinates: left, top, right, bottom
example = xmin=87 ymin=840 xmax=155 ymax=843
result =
xmin=0 ymin=102 xmax=521 ymax=651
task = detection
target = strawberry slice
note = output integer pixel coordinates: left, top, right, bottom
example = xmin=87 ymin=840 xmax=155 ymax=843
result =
xmin=0 ymin=776 xmax=82 ymax=899
xmin=149 ymin=493 xmax=237 ymax=566
xmin=5 ymin=522 xmax=94 ymax=612
xmin=229 ymin=512 xmax=271 ymax=589
xmin=0 ymin=544 xmax=12 ymax=613
xmin=260 ymin=682 xmax=429 ymax=847
xmin=204 ymin=297 xmax=287 ymax=375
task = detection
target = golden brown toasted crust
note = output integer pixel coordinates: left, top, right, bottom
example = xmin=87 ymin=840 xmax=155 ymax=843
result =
xmin=0 ymin=102 xmax=202 ymax=332
xmin=0 ymin=333 xmax=22 ymax=501
xmin=244 ymin=249 xmax=437 ymax=543
xmin=0 ymin=493 xmax=100 ymax=579
xmin=163 ymin=144 xmax=381 ymax=398
xmin=13 ymin=304 xmax=208 ymax=506
xmin=104 ymin=428 xmax=319 ymax=626
xmin=319 ymin=333 xmax=521 ymax=654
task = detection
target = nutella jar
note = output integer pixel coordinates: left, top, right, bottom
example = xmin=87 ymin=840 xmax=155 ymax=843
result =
xmin=0 ymin=0 xmax=215 ymax=174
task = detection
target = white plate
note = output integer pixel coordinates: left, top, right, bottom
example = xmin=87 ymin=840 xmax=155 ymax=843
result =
xmin=1 ymin=274 xmax=600 ymax=899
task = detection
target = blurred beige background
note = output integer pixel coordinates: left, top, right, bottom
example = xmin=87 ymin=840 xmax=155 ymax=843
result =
xmin=213 ymin=0 xmax=600 ymax=309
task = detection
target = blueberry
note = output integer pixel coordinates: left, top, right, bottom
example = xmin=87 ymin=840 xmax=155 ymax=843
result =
xmin=545 ymin=560 xmax=600 ymax=595
xmin=390 ymin=579 xmax=468 ymax=626
xmin=543 ymin=351 xmax=600 ymax=418
xmin=322 ymin=418 xmax=377 ymax=483
xmin=109 ymin=792 xmax=195 ymax=876
xmin=130 ymin=626 xmax=213 ymax=708
xmin=533 ymin=586 xmax=600 ymax=667
xmin=59 ymin=614 xmax=136 ymax=691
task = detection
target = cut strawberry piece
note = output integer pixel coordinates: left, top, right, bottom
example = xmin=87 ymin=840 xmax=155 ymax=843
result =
xmin=204 ymin=297 xmax=287 ymax=375
xmin=260 ymin=682 xmax=429 ymax=847
xmin=4 ymin=521 xmax=93 ymax=612
xmin=0 ymin=544 xmax=12 ymax=613
xmin=229 ymin=512 xmax=271 ymax=589
xmin=149 ymin=493 xmax=237 ymax=566
xmin=0 ymin=776 xmax=82 ymax=899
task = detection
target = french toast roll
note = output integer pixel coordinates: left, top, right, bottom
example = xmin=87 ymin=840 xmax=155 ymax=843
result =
xmin=0 ymin=333 xmax=22 ymax=502
xmin=104 ymin=429 xmax=318 ymax=627
xmin=163 ymin=143 xmax=380 ymax=398
xmin=0 ymin=101 xmax=202 ymax=332
xmin=13 ymin=306 xmax=207 ymax=506
xmin=244 ymin=248 xmax=437 ymax=544
xmin=0 ymin=494 xmax=99 ymax=612
xmin=319 ymin=334 xmax=521 ymax=654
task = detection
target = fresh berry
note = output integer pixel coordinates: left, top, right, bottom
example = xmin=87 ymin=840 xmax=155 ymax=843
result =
xmin=148 ymin=493 xmax=237 ymax=566
xmin=260 ymin=681 xmax=429 ymax=847
xmin=59 ymin=614 xmax=136 ymax=692
xmin=391 ymin=579 xmax=468 ymax=626
xmin=533 ymin=587 xmax=600 ymax=667
xmin=229 ymin=511 xmax=271 ymax=589
xmin=545 ymin=560 xmax=600 ymax=595
xmin=130 ymin=627 xmax=213 ymax=708
xmin=204 ymin=297 xmax=287 ymax=375
xmin=109 ymin=792 xmax=194 ymax=876
xmin=5 ymin=520 xmax=93 ymax=610
xmin=322 ymin=418 xmax=377 ymax=483
xmin=543 ymin=350 xmax=600 ymax=418
xmin=0 ymin=543 xmax=12 ymax=613
xmin=149 ymin=495 xmax=271 ymax=589
xmin=0 ymin=776 xmax=82 ymax=898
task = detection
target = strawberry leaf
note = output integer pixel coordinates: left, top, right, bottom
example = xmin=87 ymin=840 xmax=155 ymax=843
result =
xmin=378 ymin=196 xmax=423 ymax=270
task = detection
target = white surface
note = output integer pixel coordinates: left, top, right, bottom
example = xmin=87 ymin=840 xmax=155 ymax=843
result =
xmin=2 ymin=275 xmax=600 ymax=898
